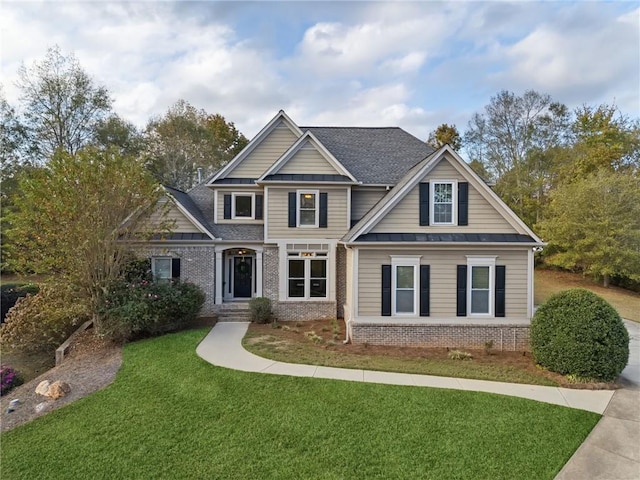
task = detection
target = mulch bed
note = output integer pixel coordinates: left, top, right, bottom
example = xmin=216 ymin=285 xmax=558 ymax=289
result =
xmin=249 ymin=319 xmax=618 ymax=390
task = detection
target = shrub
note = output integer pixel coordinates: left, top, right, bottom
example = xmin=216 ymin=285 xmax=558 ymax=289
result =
xmin=0 ymin=284 xmax=89 ymax=353
xmin=530 ymin=289 xmax=629 ymax=382
xmin=249 ymin=297 xmax=272 ymax=324
xmin=100 ymin=279 xmax=205 ymax=341
xmin=1 ymin=365 xmax=23 ymax=396
xmin=448 ymin=350 xmax=473 ymax=360
xmin=1 ymin=283 xmax=40 ymax=323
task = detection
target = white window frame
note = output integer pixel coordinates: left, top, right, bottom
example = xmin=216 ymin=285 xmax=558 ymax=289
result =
xmin=391 ymin=256 xmax=421 ymax=316
xmin=231 ymin=192 xmax=255 ymax=220
xmin=431 ymin=181 xmax=456 ymax=225
xmin=297 ymin=189 xmax=319 ymax=228
xmin=151 ymin=257 xmax=172 ymax=283
xmin=286 ymin=253 xmax=328 ymax=300
xmin=466 ymin=256 xmax=497 ymax=316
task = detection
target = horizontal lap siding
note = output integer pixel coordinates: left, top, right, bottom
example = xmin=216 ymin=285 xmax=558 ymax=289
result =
xmin=371 ymin=157 xmax=516 ymax=233
xmin=267 ymin=187 xmax=349 ymax=239
xmin=278 ymin=147 xmax=340 ymax=175
xmin=351 ymin=187 xmax=387 ymax=222
xmin=357 ymin=249 xmax=529 ymax=317
xmin=229 ymin=124 xmax=298 ymax=178
xmin=149 ymin=200 xmax=201 ymax=233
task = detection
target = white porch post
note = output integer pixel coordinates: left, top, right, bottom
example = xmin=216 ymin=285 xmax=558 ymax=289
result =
xmin=256 ymin=249 xmax=263 ymax=297
xmin=215 ymin=249 xmax=223 ymax=304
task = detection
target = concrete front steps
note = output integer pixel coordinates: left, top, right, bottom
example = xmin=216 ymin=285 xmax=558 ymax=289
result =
xmin=217 ymin=302 xmax=251 ymax=322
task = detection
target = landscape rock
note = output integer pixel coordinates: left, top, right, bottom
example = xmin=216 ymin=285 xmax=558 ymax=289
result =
xmin=35 ymin=380 xmax=50 ymax=396
xmin=34 ymin=402 xmax=48 ymax=413
xmin=46 ymin=381 xmax=71 ymax=400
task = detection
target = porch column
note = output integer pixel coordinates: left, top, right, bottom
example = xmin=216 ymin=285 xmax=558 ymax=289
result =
xmin=215 ymin=249 xmax=223 ymax=304
xmin=256 ymin=249 xmax=263 ymax=297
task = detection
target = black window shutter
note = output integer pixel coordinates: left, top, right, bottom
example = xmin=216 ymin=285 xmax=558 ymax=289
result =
xmin=255 ymin=194 xmax=263 ymax=220
xmin=319 ymin=192 xmax=328 ymax=228
xmin=419 ymin=183 xmax=430 ymax=226
xmin=381 ymin=265 xmax=391 ymax=316
xmin=458 ymin=182 xmax=468 ymax=226
xmin=495 ymin=265 xmax=506 ymax=317
xmin=288 ymin=192 xmax=296 ymax=227
xmin=420 ymin=265 xmax=430 ymax=317
xmin=223 ymin=194 xmax=231 ymax=219
xmin=456 ymin=265 xmax=467 ymax=316
xmin=172 ymin=258 xmax=181 ymax=279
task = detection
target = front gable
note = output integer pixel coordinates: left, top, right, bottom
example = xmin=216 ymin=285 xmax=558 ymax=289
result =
xmin=208 ymin=111 xmax=302 ymax=183
xmin=344 ymin=146 xmax=542 ymax=244
xmin=258 ymin=131 xmax=357 ymax=183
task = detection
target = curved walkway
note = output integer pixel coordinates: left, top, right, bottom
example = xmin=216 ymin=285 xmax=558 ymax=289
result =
xmin=197 ymin=321 xmax=640 ymax=480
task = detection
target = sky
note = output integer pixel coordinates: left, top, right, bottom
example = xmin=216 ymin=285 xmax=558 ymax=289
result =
xmin=1 ymin=1 xmax=639 ymax=141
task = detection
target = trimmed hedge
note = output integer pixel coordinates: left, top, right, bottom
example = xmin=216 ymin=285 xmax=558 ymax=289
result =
xmin=530 ymin=288 xmax=629 ymax=382
xmin=249 ymin=297 xmax=272 ymax=324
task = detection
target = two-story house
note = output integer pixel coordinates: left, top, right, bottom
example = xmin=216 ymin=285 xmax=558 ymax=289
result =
xmin=140 ymin=110 xmax=543 ymax=350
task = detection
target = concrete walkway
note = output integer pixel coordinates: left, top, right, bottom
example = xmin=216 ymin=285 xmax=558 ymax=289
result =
xmin=196 ymin=320 xmax=640 ymax=479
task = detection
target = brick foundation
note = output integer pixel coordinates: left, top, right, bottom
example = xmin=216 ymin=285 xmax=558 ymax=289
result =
xmin=351 ymin=322 xmax=530 ymax=351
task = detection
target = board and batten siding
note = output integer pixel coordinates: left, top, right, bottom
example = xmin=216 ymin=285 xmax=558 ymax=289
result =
xmin=227 ymin=122 xmax=299 ymax=178
xmin=267 ymin=186 xmax=349 ymax=239
xmin=278 ymin=144 xmax=340 ymax=175
xmin=351 ymin=187 xmax=387 ymax=222
xmin=357 ymin=248 xmax=529 ymax=318
xmin=215 ymin=188 xmax=264 ymax=224
xmin=371 ymin=157 xmax=516 ymax=234
xmin=149 ymin=199 xmax=201 ymax=233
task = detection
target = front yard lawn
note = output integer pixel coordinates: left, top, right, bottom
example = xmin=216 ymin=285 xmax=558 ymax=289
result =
xmin=2 ymin=329 xmax=599 ymax=479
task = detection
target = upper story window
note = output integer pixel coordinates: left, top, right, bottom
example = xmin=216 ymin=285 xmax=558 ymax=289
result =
xmin=298 ymin=190 xmax=318 ymax=227
xmin=432 ymin=181 xmax=455 ymax=224
xmin=232 ymin=193 xmax=254 ymax=219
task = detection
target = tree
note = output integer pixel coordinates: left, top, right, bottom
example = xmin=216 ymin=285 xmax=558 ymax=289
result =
xmin=538 ymin=169 xmax=640 ymax=287
xmin=558 ymin=104 xmax=640 ymax=181
xmin=92 ymin=114 xmax=145 ymax=157
xmin=464 ymin=90 xmax=571 ymax=223
xmin=144 ymin=100 xmax=248 ymax=190
xmin=427 ymin=123 xmax=462 ymax=150
xmin=16 ymin=45 xmax=112 ymax=160
xmin=6 ymin=147 xmax=163 ymax=333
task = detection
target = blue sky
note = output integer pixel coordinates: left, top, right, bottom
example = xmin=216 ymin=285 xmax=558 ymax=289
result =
xmin=1 ymin=1 xmax=638 ymax=141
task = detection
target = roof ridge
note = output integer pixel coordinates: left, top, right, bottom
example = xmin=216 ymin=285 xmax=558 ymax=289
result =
xmin=301 ymin=126 xmax=402 ymax=130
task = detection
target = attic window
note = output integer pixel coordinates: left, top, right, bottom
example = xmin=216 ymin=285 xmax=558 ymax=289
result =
xmin=431 ymin=182 xmax=455 ymax=225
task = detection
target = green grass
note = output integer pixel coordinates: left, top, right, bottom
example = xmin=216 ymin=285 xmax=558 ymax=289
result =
xmin=244 ymin=331 xmax=559 ymax=386
xmin=2 ymin=329 xmax=599 ymax=479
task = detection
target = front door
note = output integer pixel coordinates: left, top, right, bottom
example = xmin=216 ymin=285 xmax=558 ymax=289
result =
xmin=233 ymin=256 xmax=252 ymax=298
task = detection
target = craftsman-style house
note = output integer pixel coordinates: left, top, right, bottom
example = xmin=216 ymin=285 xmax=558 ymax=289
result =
xmin=141 ymin=110 xmax=543 ymax=350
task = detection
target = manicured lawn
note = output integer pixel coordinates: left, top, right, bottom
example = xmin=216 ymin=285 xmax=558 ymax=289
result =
xmin=2 ymin=329 xmax=599 ymax=479
xmin=535 ymin=268 xmax=640 ymax=322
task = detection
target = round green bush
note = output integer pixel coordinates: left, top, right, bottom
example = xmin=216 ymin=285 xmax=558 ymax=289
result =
xmin=530 ymin=289 xmax=629 ymax=382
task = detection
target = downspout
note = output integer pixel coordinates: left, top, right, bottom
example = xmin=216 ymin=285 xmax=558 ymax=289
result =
xmin=343 ymin=304 xmax=351 ymax=344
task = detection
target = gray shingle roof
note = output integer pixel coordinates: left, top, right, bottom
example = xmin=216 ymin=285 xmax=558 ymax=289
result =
xmin=303 ymin=127 xmax=434 ymax=185
xmin=355 ymin=233 xmax=537 ymax=243
xmin=211 ymin=224 xmax=264 ymax=242
xmin=164 ymin=186 xmax=216 ymax=239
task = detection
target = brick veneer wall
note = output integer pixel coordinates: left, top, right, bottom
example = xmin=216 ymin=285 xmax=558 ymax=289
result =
xmin=263 ymin=245 xmax=337 ymax=321
xmin=351 ymin=322 xmax=530 ymax=351
xmin=136 ymin=245 xmax=216 ymax=315
xmin=335 ymin=245 xmax=346 ymax=319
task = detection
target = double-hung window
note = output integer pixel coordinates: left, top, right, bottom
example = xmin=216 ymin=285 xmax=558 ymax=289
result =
xmin=232 ymin=193 xmax=254 ymax=219
xmin=432 ymin=181 xmax=455 ymax=224
xmin=391 ymin=256 xmax=421 ymax=315
xmin=297 ymin=190 xmax=318 ymax=227
xmin=287 ymin=253 xmax=327 ymax=299
xmin=152 ymin=257 xmax=172 ymax=283
xmin=466 ymin=257 xmax=496 ymax=315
